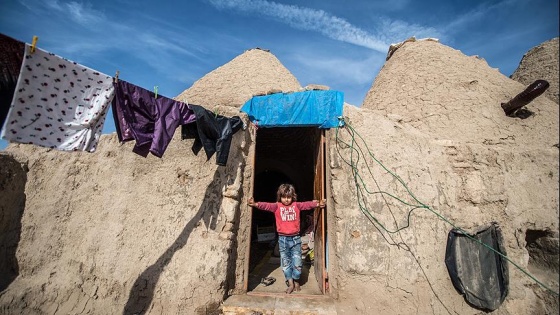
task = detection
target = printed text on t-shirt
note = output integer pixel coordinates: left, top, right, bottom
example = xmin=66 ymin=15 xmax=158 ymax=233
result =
xmin=280 ymin=206 xmax=297 ymax=221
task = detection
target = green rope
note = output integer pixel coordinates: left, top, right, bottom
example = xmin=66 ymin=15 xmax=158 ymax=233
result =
xmin=335 ymin=121 xmax=559 ymax=296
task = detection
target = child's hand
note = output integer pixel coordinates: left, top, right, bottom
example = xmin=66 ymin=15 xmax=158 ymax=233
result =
xmin=247 ymin=197 xmax=256 ymax=207
xmin=314 ymin=199 xmax=326 ymax=208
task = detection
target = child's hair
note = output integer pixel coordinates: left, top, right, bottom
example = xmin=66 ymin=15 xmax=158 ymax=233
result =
xmin=277 ymin=184 xmax=297 ymax=201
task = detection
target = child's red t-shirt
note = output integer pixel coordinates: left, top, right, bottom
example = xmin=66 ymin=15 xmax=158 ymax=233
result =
xmin=254 ymin=201 xmax=318 ymax=236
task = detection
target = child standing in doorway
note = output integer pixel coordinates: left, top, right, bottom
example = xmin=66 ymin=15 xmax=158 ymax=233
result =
xmin=248 ymin=183 xmax=326 ymax=294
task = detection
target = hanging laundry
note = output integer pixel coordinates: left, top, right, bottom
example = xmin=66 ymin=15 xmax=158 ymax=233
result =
xmin=181 ymin=105 xmax=242 ymax=166
xmin=0 ymin=44 xmax=114 ymax=152
xmin=112 ymin=80 xmax=196 ymax=158
xmin=0 ymin=33 xmax=25 ymax=129
xmin=240 ymin=90 xmax=344 ymax=128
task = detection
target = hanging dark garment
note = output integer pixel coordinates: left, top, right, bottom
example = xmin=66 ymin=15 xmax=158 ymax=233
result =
xmin=111 ymin=80 xmax=196 ymax=157
xmin=181 ymin=105 xmax=242 ymax=166
xmin=0 ymin=33 xmax=25 ymax=128
xmin=445 ymin=223 xmax=509 ymax=311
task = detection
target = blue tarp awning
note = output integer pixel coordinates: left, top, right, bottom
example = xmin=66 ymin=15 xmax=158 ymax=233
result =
xmin=240 ymin=90 xmax=344 ymax=128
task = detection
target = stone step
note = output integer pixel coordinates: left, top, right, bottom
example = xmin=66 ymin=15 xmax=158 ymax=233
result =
xmin=222 ymin=293 xmax=337 ymax=315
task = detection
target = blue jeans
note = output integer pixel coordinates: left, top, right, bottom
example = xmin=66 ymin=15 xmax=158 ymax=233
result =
xmin=278 ymin=235 xmax=302 ymax=281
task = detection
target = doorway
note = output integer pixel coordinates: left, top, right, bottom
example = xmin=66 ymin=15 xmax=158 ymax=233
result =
xmin=245 ymin=127 xmax=326 ymax=295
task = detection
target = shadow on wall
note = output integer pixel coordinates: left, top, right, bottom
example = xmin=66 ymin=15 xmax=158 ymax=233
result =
xmin=0 ymin=154 xmax=28 ymax=291
xmin=123 ymin=168 xmax=226 ymax=315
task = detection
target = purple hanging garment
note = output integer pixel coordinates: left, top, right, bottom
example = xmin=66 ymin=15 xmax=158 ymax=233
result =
xmin=111 ymin=80 xmax=196 ymax=157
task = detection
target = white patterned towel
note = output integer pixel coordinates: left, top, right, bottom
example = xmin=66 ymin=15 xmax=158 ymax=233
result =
xmin=1 ymin=44 xmax=115 ymax=152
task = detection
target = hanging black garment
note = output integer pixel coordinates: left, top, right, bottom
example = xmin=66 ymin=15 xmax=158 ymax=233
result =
xmin=0 ymin=33 xmax=25 ymax=128
xmin=181 ymin=105 xmax=242 ymax=166
xmin=445 ymin=223 xmax=509 ymax=311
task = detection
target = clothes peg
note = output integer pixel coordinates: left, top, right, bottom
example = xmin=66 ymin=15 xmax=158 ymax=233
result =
xmin=30 ymin=36 xmax=39 ymax=54
xmin=154 ymin=86 xmax=158 ymax=98
xmin=114 ymin=70 xmax=119 ymax=83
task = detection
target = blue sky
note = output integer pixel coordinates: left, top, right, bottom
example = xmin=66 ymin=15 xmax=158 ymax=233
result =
xmin=1 ymin=0 xmax=558 ymax=150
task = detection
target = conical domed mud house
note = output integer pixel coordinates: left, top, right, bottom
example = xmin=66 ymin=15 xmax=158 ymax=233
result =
xmin=1 ymin=39 xmax=558 ymax=314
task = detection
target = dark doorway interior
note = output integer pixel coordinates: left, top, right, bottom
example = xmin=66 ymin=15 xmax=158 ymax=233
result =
xmin=248 ymin=127 xmax=322 ymax=294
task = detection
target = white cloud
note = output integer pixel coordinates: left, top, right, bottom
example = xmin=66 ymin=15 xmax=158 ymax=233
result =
xmin=20 ymin=0 xmax=105 ymax=25
xmin=207 ymin=0 xmax=387 ymax=52
xmin=44 ymin=0 xmax=63 ymax=11
xmin=292 ymin=53 xmax=383 ymax=87
xmin=65 ymin=1 xmax=105 ymax=25
xmin=377 ymin=18 xmax=443 ymax=44
xmin=445 ymin=0 xmax=517 ymax=31
xmin=15 ymin=0 xmax=204 ymax=71
xmin=207 ymin=0 xmax=441 ymax=53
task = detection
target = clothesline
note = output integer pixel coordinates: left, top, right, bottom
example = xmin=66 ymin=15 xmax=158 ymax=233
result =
xmin=1 ymin=33 xmax=345 ymax=164
xmin=0 ymin=33 xmax=243 ymax=165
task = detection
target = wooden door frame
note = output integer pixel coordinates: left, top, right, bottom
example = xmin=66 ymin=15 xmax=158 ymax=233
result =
xmin=242 ymin=125 xmax=257 ymax=292
xmin=313 ymin=130 xmax=327 ymax=293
